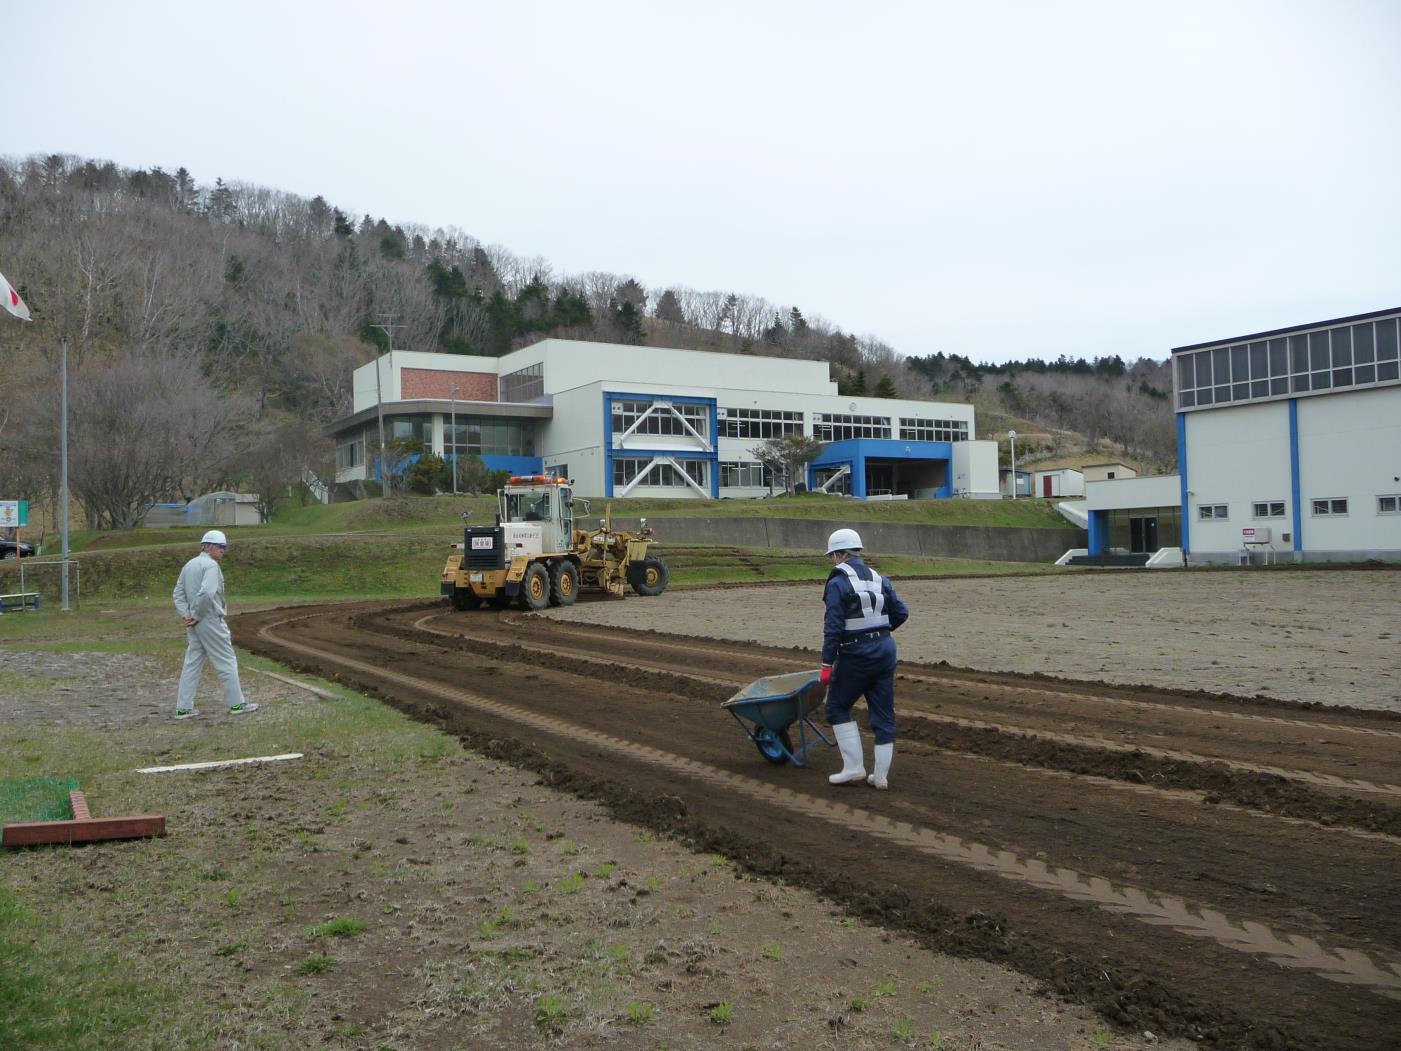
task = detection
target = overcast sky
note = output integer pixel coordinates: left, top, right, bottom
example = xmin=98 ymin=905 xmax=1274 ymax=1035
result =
xmin=7 ymin=1 xmax=1400 ymax=363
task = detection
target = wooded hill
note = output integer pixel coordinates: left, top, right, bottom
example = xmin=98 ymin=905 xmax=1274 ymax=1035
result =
xmin=0 ymin=153 xmax=1176 ymax=527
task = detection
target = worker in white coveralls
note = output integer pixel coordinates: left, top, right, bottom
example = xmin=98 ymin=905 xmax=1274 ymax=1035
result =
xmin=172 ymin=530 xmax=257 ymax=719
xmin=819 ymin=529 xmax=908 ymax=789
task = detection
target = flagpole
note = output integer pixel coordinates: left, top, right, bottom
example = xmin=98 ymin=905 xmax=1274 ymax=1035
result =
xmin=60 ymin=341 xmax=70 ymax=611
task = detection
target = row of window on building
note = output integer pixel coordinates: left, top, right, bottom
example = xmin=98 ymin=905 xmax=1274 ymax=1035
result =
xmin=1176 ymin=315 xmax=1401 ymax=410
xmin=612 ymin=402 xmax=970 ymax=443
xmin=610 ymin=458 xmax=785 ymax=489
xmin=336 ymin=416 xmax=536 ymax=469
xmin=1196 ymin=495 xmax=1401 ymax=520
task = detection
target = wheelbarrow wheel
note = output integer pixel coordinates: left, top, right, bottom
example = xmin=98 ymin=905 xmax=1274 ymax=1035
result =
xmin=754 ymin=728 xmax=795 ymax=765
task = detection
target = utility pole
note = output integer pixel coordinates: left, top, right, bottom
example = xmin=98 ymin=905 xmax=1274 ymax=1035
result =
xmin=370 ymin=314 xmax=402 ymax=500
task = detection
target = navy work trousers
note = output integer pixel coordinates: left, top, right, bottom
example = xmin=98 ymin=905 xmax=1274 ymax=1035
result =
xmin=824 ymin=634 xmax=897 ymax=745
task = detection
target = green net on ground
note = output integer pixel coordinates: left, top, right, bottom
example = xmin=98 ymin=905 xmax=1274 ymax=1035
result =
xmin=0 ymin=776 xmax=79 ymax=824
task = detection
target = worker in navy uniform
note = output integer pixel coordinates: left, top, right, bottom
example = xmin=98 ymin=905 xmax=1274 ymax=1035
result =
xmin=819 ymin=528 xmax=909 ymax=789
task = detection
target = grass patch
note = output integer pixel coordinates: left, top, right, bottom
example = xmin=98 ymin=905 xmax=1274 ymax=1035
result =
xmin=295 ymin=953 xmax=336 ymax=975
xmin=0 ymin=887 xmax=193 ymax=1050
xmin=706 ymin=1001 xmax=734 ymax=1025
xmin=306 ymin=917 xmax=368 ymax=939
xmin=624 ymin=1000 xmax=657 ymax=1025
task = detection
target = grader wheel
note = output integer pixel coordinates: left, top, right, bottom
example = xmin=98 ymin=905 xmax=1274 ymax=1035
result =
xmin=628 ymin=556 xmax=669 ymax=597
xmin=521 ymin=562 xmax=552 ymax=611
xmin=549 ymin=562 xmax=578 ymax=606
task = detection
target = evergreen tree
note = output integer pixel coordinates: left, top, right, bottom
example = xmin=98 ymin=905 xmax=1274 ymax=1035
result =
xmin=207 ymin=178 xmax=235 ymax=221
xmin=874 ymin=375 xmax=898 ymax=398
xmin=517 ymin=275 xmax=552 ymax=328
xmin=486 ymin=290 xmax=520 ymax=356
xmin=611 ymin=299 xmax=646 ymax=345
xmin=464 ymin=246 xmax=502 ymax=297
xmin=613 ymin=278 xmax=647 ymax=312
xmin=761 ymin=311 xmax=787 ymax=345
xmin=552 ymin=289 xmax=592 ymax=328
xmin=654 ymin=289 xmax=685 ymax=323
xmin=851 ymin=370 xmax=868 ymax=395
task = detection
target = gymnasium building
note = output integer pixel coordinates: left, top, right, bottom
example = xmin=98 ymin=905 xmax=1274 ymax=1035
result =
xmin=1081 ymin=307 xmax=1401 ymax=565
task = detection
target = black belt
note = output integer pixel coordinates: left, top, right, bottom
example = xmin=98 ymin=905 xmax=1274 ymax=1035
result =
xmin=843 ymin=629 xmax=889 ymax=643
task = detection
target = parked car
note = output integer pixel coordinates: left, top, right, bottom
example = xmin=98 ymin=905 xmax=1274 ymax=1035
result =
xmin=0 ymin=538 xmax=35 ymax=559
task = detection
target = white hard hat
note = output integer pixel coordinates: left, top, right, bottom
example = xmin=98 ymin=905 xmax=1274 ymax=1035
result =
xmin=201 ymin=530 xmax=228 ymax=547
xmin=826 ymin=528 xmax=863 ymax=554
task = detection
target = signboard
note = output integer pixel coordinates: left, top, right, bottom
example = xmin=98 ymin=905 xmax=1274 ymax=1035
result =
xmin=0 ymin=500 xmax=28 ymax=528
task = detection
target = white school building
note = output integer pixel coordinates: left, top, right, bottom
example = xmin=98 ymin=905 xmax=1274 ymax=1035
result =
xmin=327 ymin=339 xmax=1001 ymax=502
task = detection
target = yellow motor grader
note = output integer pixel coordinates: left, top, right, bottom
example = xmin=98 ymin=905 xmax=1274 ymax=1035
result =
xmin=440 ymin=474 xmax=669 ymax=611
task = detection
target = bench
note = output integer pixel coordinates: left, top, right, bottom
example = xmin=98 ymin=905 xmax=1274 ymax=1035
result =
xmin=0 ymin=592 xmax=40 ymax=612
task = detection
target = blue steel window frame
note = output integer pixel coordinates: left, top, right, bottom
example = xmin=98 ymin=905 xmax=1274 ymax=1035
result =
xmin=603 ymin=391 xmax=719 ymax=498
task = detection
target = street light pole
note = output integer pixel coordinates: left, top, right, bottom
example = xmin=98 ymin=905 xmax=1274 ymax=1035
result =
xmin=371 ymin=315 xmax=402 ymax=501
xmin=60 ymin=342 xmax=70 ymax=610
xmin=450 ymin=383 xmax=459 ymax=496
xmin=1008 ymin=430 xmax=1018 ymax=500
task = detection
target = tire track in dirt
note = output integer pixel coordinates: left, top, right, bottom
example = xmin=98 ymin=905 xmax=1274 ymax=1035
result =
xmin=256 ymin=610 xmax=1401 ymax=1003
xmin=411 ymin=611 xmax=1401 ymax=801
xmin=906 ymin=747 xmax=1401 ymax=848
xmin=420 ymin=604 xmax=1401 ymax=841
xmin=532 ymin=616 xmax=1401 ymax=738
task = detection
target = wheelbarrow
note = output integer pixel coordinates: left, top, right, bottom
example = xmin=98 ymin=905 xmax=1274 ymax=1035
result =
xmin=722 ymin=670 xmax=833 ymax=767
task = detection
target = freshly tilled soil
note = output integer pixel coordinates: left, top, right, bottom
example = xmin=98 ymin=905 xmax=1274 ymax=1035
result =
xmin=233 ymin=598 xmax=1401 ymax=1051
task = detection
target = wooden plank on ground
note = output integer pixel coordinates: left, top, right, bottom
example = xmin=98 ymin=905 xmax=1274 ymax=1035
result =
xmin=2 ymin=814 xmax=166 ymax=847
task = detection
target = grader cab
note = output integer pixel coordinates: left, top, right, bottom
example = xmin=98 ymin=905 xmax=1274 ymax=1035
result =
xmin=440 ymin=475 xmax=669 ymax=611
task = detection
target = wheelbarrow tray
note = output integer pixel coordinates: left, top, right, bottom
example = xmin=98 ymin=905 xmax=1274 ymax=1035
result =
xmin=722 ymin=670 xmax=833 ymax=767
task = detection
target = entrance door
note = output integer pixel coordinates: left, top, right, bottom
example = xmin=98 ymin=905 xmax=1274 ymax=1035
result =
xmin=866 ymin=464 xmax=894 ymax=496
xmin=1129 ymin=516 xmax=1159 ymax=553
xmin=1043 ymin=475 xmax=1054 ymax=497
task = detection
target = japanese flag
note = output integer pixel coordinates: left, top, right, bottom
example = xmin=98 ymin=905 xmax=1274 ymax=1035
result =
xmin=0 ymin=269 xmax=31 ymax=321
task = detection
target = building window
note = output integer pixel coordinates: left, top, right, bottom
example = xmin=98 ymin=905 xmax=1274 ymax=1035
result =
xmin=612 ymin=399 xmax=710 ymax=440
xmin=445 ymin=417 xmax=535 ymax=457
xmin=1252 ymin=501 xmax=1285 ymax=518
xmin=1198 ymin=504 xmax=1228 ymax=520
xmin=1378 ymin=495 xmax=1401 ymax=514
xmin=720 ymin=461 xmax=766 ymax=488
xmin=1311 ymin=498 xmax=1348 ymax=516
xmin=613 ymin=457 xmax=707 ymax=488
xmin=390 ymin=415 xmax=432 ymax=445
xmin=336 ymin=435 xmax=364 ymax=469
xmin=1176 ymin=313 xmax=1401 ymax=410
xmin=898 ymin=418 xmax=969 ymax=442
xmin=719 ymin=407 xmax=804 ymax=439
xmin=499 ymin=363 xmax=544 ymax=403
xmin=812 ymin=413 xmax=891 ymax=441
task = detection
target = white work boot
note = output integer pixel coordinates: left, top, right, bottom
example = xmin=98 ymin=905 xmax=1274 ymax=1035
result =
xmin=867 ymin=743 xmax=893 ymax=790
xmin=829 ymin=721 xmax=867 ymax=785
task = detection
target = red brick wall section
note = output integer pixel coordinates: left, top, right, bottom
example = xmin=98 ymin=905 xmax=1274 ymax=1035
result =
xmin=401 ymin=368 xmax=497 ymax=401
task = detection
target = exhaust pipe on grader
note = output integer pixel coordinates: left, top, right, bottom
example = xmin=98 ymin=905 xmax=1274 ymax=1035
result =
xmin=440 ymin=475 xmax=669 ymax=611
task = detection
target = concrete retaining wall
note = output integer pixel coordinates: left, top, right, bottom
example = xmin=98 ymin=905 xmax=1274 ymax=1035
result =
xmin=609 ymin=517 xmax=1086 ymax=564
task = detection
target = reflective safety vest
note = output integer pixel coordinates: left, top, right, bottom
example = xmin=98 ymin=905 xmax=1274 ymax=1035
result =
xmin=833 ymin=561 xmax=891 ymax=633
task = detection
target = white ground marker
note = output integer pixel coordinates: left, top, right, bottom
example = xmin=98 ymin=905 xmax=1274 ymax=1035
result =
xmin=136 ymin=753 xmax=304 ymax=774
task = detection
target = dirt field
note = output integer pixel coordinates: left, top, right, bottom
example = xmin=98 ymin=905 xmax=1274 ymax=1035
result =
xmin=231 ymin=584 xmax=1401 ymax=1051
xmin=551 ymin=570 xmax=1401 ymax=711
xmin=3 ymin=645 xmax=1184 ymax=1051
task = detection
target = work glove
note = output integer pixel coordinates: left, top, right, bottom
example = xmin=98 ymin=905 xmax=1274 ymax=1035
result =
xmin=819 ymin=665 xmax=833 ymax=685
